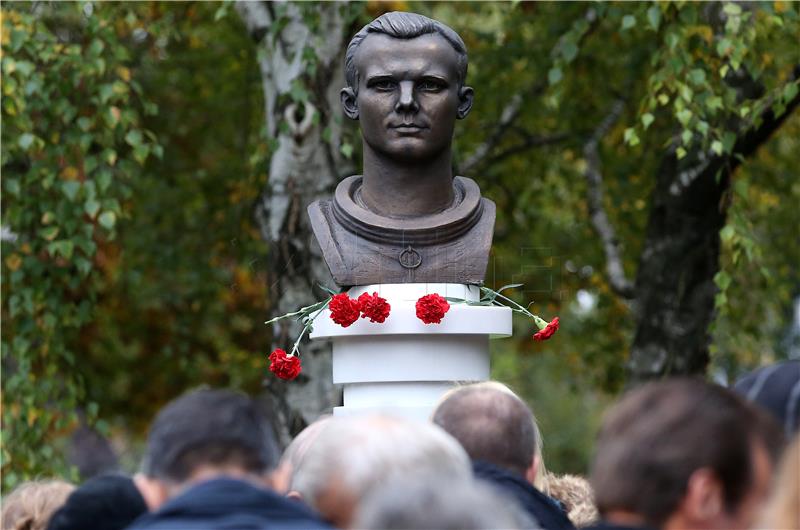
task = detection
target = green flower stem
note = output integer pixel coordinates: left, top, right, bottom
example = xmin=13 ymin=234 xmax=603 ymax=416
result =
xmin=264 ymin=299 xmax=329 ymax=325
xmin=481 ymin=287 xmax=537 ymax=319
xmin=289 ymin=297 xmax=331 ymax=356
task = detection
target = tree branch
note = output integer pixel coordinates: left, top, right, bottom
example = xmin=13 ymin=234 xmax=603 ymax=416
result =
xmin=583 ymin=99 xmax=635 ymax=299
xmin=671 ymin=66 xmax=800 ymax=196
xmin=235 ymin=1 xmax=272 ymax=43
xmin=460 ymin=91 xmax=525 ymax=174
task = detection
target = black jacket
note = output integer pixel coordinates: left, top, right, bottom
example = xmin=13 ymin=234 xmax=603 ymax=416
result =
xmin=126 ymin=478 xmax=331 ymax=530
xmin=583 ymin=521 xmax=655 ymax=530
xmin=472 ymin=460 xmax=576 ymax=530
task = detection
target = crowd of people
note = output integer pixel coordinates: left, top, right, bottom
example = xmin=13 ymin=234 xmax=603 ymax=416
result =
xmin=2 ymin=361 xmax=799 ymax=530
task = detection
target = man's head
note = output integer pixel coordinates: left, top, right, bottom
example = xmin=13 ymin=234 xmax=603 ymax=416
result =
xmin=341 ymin=12 xmax=474 ymax=162
xmin=288 ymin=415 xmax=471 ymax=528
xmin=140 ymin=388 xmax=280 ymax=506
xmin=590 ymin=378 xmax=775 ymax=530
xmin=432 ymin=382 xmax=541 ymax=482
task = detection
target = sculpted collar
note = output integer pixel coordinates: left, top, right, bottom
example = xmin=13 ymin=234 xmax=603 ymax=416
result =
xmin=332 ymin=175 xmax=484 ymax=246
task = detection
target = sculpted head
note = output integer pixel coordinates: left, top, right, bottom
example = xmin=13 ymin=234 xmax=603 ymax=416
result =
xmin=341 ymin=12 xmax=474 ymax=162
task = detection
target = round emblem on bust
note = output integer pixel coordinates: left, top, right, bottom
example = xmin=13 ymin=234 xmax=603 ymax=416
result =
xmin=399 ymin=245 xmax=422 ymax=269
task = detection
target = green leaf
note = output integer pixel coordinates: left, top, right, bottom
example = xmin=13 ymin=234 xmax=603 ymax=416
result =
xmin=5 ymin=178 xmax=20 ymax=196
xmin=39 ymin=226 xmax=60 ymax=241
xmin=317 ymin=284 xmax=339 ymax=296
xmin=677 ymin=109 xmax=693 ymax=126
xmin=84 ymin=199 xmax=101 ymax=219
xmin=783 ymin=81 xmax=799 ymax=103
xmin=47 ymin=240 xmax=74 ymax=260
xmin=621 ymin=15 xmax=636 ymax=30
xmin=18 ymin=133 xmax=36 ymax=150
xmin=720 ymin=225 xmax=735 ymax=242
xmin=98 ymin=211 xmax=116 ymax=230
xmin=624 ymin=127 xmax=640 ymax=146
xmin=340 ymin=143 xmax=353 ymax=159
xmin=722 ymin=131 xmax=737 ymax=154
xmin=125 ymin=129 xmax=143 ymax=147
xmin=723 ymin=2 xmax=742 ymax=16
xmin=496 ymin=283 xmax=524 ymax=294
xmin=133 ymin=144 xmax=150 ymax=165
xmin=96 ymin=169 xmax=113 ymax=192
xmin=711 ymin=140 xmax=724 ymax=155
xmin=647 ymin=6 xmax=661 ymax=30
xmin=688 ymin=68 xmax=706 ymax=85
xmin=715 ymin=271 xmax=732 ymax=290
xmin=561 ymin=41 xmax=578 ymax=62
xmin=547 ymin=67 xmax=563 ymax=85
xmin=62 ymin=181 xmax=81 ymax=202
xmin=676 ymin=146 xmax=687 ymax=159
xmin=77 ymin=117 xmax=92 ymax=132
xmin=641 ymin=113 xmax=655 ymax=129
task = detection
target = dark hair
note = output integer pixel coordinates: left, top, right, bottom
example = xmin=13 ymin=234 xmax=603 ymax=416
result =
xmin=344 ymin=11 xmax=468 ymax=93
xmin=432 ymin=386 xmax=536 ymax=476
xmin=590 ymin=378 xmax=767 ymax=528
xmin=47 ymin=474 xmax=146 ymax=530
xmin=141 ymin=388 xmax=280 ymax=482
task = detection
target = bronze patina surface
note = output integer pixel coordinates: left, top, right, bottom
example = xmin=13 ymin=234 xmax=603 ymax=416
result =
xmin=308 ymin=11 xmax=495 ymax=286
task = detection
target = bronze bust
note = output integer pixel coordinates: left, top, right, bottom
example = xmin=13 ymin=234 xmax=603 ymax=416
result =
xmin=308 ymin=12 xmax=495 ymax=286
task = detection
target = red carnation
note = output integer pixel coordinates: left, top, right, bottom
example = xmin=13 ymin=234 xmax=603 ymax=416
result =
xmin=329 ymin=293 xmax=361 ymax=327
xmin=269 ymin=348 xmax=302 ymax=380
xmin=416 ymin=293 xmax=450 ymax=324
xmin=357 ymin=292 xmax=391 ymax=323
xmin=533 ymin=317 xmax=560 ymax=341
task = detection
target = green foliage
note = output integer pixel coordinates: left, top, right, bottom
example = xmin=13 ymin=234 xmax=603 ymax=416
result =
xmin=2 ymin=0 xmax=798 ymax=485
xmin=1 ymin=2 xmax=158 ymax=490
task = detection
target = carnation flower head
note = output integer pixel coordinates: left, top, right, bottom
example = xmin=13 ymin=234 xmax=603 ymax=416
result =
xmin=416 ymin=293 xmax=450 ymax=324
xmin=269 ymin=348 xmax=302 ymax=380
xmin=357 ymin=292 xmax=391 ymax=323
xmin=329 ymin=293 xmax=361 ymax=327
xmin=533 ymin=317 xmax=559 ymax=341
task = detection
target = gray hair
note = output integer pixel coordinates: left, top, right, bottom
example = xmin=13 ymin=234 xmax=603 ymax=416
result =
xmin=290 ymin=415 xmax=472 ymax=511
xmin=354 ymin=473 xmax=539 ymax=529
xmin=344 ymin=11 xmax=468 ymax=93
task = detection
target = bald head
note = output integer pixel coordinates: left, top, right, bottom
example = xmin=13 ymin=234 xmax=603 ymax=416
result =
xmin=432 ymin=384 xmax=537 ymax=476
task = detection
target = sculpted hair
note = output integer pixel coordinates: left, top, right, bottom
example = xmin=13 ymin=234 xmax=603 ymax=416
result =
xmin=590 ymin=378 xmax=765 ymax=528
xmin=344 ymin=11 xmax=468 ymax=92
xmin=141 ymin=388 xmax=280 ymax=483
xmin=431 ymin=383 xmax=537 ymax=476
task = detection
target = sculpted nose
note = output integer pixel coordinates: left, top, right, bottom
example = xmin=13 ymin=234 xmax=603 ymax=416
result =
xmin=395 ymin=81 xmax=419 ymax=113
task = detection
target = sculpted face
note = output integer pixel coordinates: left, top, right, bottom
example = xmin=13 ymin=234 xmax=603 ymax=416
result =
xmin=342 ymin=32 xmax=473 ymax=162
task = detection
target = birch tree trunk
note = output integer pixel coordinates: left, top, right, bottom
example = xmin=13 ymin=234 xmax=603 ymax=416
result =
xmin=236 ymin=1 xmax=353 ymax=445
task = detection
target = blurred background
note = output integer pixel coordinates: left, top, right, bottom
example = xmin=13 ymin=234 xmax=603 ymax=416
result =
xmin=2 ymin=1 xmax=798 ymax=491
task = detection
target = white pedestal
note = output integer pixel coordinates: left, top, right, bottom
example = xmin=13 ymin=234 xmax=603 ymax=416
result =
xmin=310 ymin=284 xmax=512 ymax=420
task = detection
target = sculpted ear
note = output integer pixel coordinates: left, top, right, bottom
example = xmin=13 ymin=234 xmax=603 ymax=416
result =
xmin=340 ymin=87 xmax=359 ymax=120
xmin=457 ymin=86 xmax=474 ymax=119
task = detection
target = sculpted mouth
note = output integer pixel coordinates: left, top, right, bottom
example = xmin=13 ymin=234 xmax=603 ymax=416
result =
xmin=390 ymin=123 xmax=428 ymax=131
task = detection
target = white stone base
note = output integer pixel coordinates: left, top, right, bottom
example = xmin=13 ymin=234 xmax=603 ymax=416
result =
xmin=310 ymin=283 xmax=511 ymax=419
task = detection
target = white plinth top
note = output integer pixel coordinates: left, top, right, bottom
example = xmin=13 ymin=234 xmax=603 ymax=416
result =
xmin=310 ymin=283 xmax=512 ymax=339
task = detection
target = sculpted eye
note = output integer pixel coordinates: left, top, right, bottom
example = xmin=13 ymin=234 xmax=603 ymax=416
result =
xmin=370 ymin=79 xmax=396 ymax=91
xmin=418 ymin=79 xmax=445 ymax=92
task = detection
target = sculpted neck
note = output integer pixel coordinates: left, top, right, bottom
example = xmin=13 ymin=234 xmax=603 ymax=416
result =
xmin=360 ymin=145 xmax=455 ymax=217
